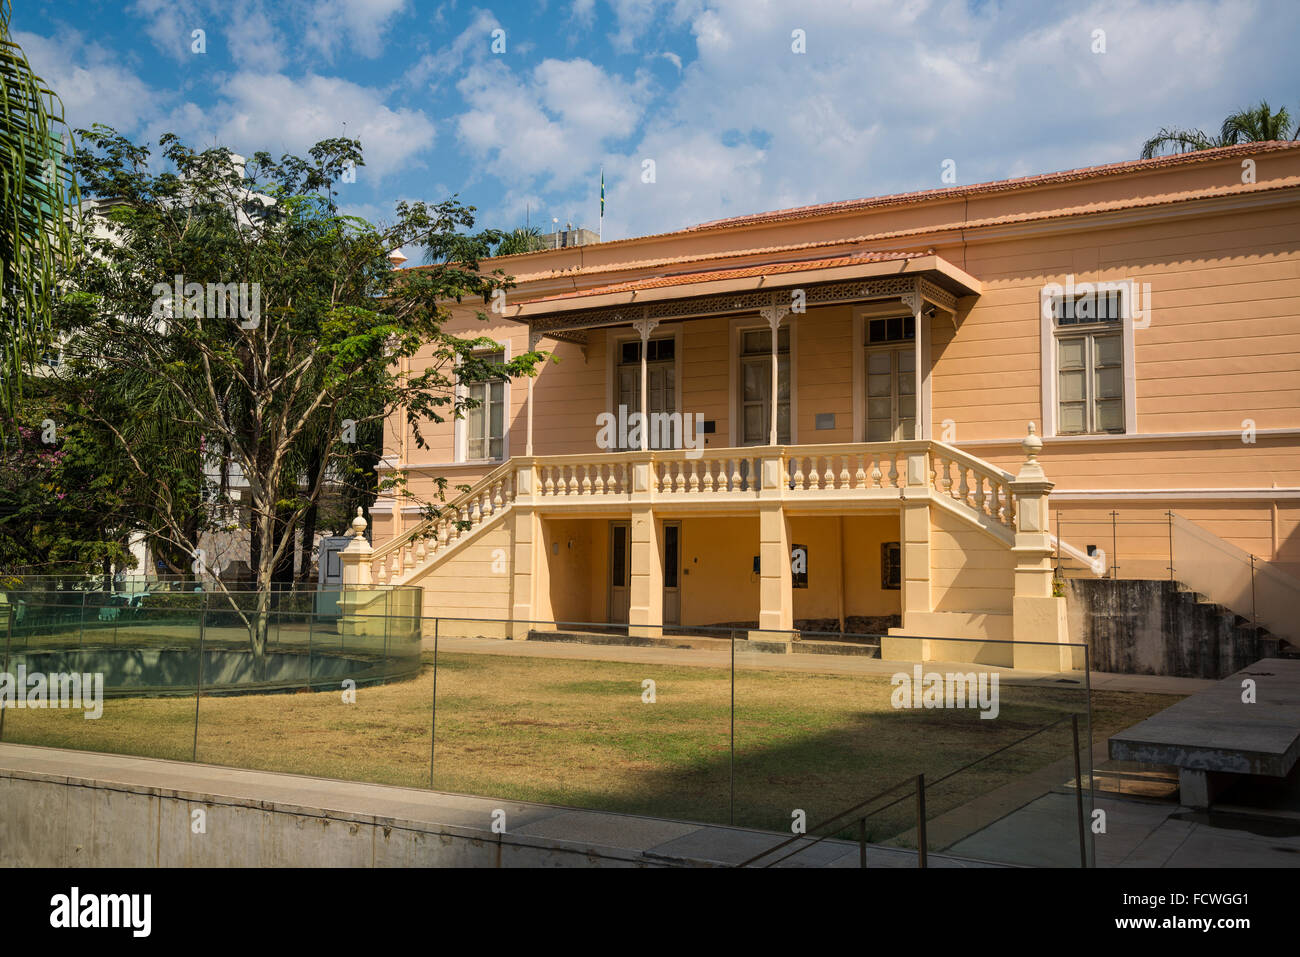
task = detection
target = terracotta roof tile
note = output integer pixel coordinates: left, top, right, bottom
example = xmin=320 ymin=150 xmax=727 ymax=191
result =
xmin=516 ymin=250 xmax=924 ymax=304
xmin=688 ymin=141 xmax=1300 ymax=231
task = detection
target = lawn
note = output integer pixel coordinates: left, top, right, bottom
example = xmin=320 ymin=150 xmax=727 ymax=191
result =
xmin=0 ymin=649 xmax=1175 ymax=843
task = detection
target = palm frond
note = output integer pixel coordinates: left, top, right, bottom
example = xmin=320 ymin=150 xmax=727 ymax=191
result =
xmin=0 ymin=0 xmax=79 ymax=422
xmin=1140 ymin=127 xmax=1219 ymax=159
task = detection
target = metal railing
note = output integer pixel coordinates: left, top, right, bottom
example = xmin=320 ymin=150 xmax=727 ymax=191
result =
xmin=737 ymin=714 xmax=1090 ymax=868
xmin=1052 ymin=509 xmax=1300 ymax=645
xmin=1 ymin=611 xmax=1093 ymax=865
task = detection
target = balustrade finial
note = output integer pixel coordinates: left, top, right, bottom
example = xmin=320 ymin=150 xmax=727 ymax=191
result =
xmin=351 ymin=507 xmax=368 ymax=537
xmin=1022 ymin=422 xmax=1042 ymax=465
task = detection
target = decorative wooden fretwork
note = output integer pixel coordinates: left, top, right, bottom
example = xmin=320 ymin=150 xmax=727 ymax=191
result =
xmin=919 ymin=278 xmax=958 ymax=313
xmin=527 ymin=275 xmax=931 ymax=337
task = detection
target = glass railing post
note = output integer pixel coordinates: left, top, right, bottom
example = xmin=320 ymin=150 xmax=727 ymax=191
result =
xmin=428 ymin=617 xmax=439 ymax=790
xmin=1072 ymin=713 xmax=1088 ymax=868
xmin=730 ymin=626 xmax=735 ymax=827
xmin=1167 ymin=510 xmax=1175 ymax=581
xmin=0 ymin=605 xmax=12 ymax=742
xmin=915 ymin=774 xmax=927 ymax=868
xmin=193 ymin=594 xmax=207 ymax=762
xmin=1251 ymin=555 xmax=1258 ymax=634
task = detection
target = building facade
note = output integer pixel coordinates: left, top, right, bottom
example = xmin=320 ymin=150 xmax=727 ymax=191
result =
xmin=351 ymin=141 xmax=1300 ymax=665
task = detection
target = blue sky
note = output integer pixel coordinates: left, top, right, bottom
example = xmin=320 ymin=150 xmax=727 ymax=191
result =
xmin=16 ymin=0 xmax=1300 ymax=246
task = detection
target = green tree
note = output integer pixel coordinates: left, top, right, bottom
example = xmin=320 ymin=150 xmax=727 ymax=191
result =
xmin=1141 ymin=99 xmax=1297 ymax=158
xmin=52 ymin=127 xmax=543 ymax=661
xmin=0 ymin=0 xmax=78 ymax=422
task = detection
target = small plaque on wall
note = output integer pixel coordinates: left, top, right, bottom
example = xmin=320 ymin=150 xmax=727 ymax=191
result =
xmin=815 ymin=413 xmax=835 ymax=430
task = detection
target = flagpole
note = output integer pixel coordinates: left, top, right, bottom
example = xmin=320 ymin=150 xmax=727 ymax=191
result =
xmin=599 ymin=165 xmax=604 ymax=242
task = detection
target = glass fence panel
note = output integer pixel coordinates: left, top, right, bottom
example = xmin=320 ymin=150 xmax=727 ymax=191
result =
xmin=1 ymin=600 xmax=200 ymax=762
xmin=734 ymin=631 xmax=1095 ymax=866
xmin=429 ymin=618 xmax=731 ymax=825
xmin=193 ymin=608 xmax=430 ymax=789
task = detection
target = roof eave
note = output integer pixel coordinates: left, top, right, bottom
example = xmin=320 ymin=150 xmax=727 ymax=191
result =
xmin=507 ymin=254 xmax=981 ymax=320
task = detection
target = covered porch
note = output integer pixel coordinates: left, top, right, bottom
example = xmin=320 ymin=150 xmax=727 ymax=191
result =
xmin=507 ymin=251 xmax=983 ymax=456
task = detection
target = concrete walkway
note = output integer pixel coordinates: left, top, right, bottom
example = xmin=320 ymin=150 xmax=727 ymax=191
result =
xmin=424 ymin=634 xmax=1212 ymax=695
xmin=0 ymin=743 xmax=989 ymax=868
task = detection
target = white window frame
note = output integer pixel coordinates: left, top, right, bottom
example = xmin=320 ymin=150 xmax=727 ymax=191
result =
xmin=1039 ymin=282 xmax=1137 ymax=437
xmin=605 ymin=324 xmax=684 ymax=448
xmin=851 ymin=301 xmax=928 ymax=442
xmin=728 ymin=314 xmax=798 ymax=447
xmin=454 ymin=340 xmax=511 ymax=463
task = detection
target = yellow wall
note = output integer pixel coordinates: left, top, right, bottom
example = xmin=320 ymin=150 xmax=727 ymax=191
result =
xmin=538 ymin=517 xmax=599 ymax=624
xmin=678 ymin=516 xmax=760 ymax=625
xmin=930 ymin=507 xmax=1015 ymax=614
xmin=415 ymin=512 xmax=514 ymax=621
xmin=381 ymin=147 xmax=1300 ymax=574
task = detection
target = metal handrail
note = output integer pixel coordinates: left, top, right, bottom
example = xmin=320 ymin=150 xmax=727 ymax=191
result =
xmin=738 ymin=713 xmax=1087 ymax=868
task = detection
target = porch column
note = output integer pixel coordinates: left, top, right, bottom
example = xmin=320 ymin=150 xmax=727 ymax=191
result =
xmin=526 ymin=330 xmax=540 ymax=456
xmin=509 ymin=464 xmax=537 ymax=640
xmin=901 ymin=283 xmax=926 ymax=441
xmin=881 ymin=450 xmax=935 ymax=662
xmin=526 ymin=376 xmax=534 ymax=456
xmin=628 ymin=508 xmax=662 ymax=637
xmin=1009 ymin=423 xmax=1072 ymax=671
xmin=632 ymin=316 xmax=658 ymax=451
xmin=756 ymin=504 xmax=794 ymax=637
xmin=759 ymin=301 xmax=790 ymax=446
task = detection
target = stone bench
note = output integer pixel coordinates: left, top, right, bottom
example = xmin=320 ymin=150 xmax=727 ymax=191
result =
xmin=1108 ymin=658 xmax=1300 ymax=808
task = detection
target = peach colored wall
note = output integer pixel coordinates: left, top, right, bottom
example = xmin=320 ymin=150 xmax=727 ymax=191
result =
xmin=416 ymin=513 xmax=513 ymax=620
xmin=539 ymin=517 xmax=597 ymax=624
xmin=930 ymin=508 xmax=1015 ymax=614
xmin=382 ymin=146 xmax=1300 ymax=572
xmin=842 ymin=515 xmax=903 ymax=618
xmin=678 ymin=517 xmax=760 ymax=625
xmin=787 ymin=514 xmax=900 ymax=621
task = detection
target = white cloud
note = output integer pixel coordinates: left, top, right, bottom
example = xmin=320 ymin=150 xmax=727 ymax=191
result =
xmin=303 ymin=0 xmax=410 ymax=60
xmin=15 ymin=29 xmax=163 ymax=135
xmin=453 ymin=57 xmax=651 ymax=190
xmin=578 ymin=0 xmax=1288 ymax=236
xmin=129 ymin=0 xmax=204 ymax=63
xmin=402 ymin=8 xmax=502 ymax=94
xmin=165 ymin=73 xmax=436 ymax=180
xmin=224 ymin=1 xmax=287 ymax=71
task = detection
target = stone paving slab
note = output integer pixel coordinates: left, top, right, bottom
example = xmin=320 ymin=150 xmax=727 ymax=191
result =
xmin=1109 ymin=659 xmax=1300 ymax=775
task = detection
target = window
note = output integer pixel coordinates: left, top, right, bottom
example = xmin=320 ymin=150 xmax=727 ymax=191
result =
xmin=1053 ymin=293 xmax=1124 ymax=434
xmin=463 ymin=349 xmax=506 ymax=460
xmin=865 ymin=316 xmax=916 ymax=442
xmin=881 ymin=542 xmax=901 ymax=590
xmin=739 ymin=325 xmax=790 ymax=445
xmin=616 ymin=335 xmax=676 ymax=449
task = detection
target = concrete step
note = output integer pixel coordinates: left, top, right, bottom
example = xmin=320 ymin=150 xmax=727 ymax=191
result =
xmin=792 ymin=640 xmax=880 ymax=658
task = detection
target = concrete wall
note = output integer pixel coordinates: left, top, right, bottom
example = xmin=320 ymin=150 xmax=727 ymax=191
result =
xmin=0 ymin=761 xmax=668 ymax=868
xmin=1064 ymin=578 xmax=1276 ymax=678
